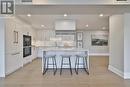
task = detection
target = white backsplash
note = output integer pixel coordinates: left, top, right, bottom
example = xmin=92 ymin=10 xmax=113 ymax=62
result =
xmin=35 ymin=41 xmax=76 ymax=47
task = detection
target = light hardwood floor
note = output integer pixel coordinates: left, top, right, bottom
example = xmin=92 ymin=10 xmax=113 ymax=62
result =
xmin=0 ymin=56 xmax=130 ymax=87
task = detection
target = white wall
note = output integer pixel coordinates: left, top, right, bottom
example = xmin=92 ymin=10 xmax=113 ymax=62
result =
xmin=83 ymin=30 xmax=109 ymax=55
xmin=0 ymin=18 xmax=5 ymax=77
xmin=5 ymin=17 xmax=23 ymax=75
xmin=124 ymin=13 xmax=130 ymax=78
xmin=109 ymin=15 xmax=124 ymax=77
xmin=109 ymin=14 xmax=130 ymax=79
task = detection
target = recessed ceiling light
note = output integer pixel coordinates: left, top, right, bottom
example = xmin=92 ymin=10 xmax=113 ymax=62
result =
xmin=27 ymin=14 xmax=31 ymax=17
xmin=99 ymin=14 xmax=104 ymax=17
xmin=85 ymin=24 xmax=89 ymax=27
xmin=41 ymin=25 xmax=45 ymax=27
xmin=102 ymin=27 xmax=106 ymax=30
xmin=64 ymin=14 xmax=67 ymax=17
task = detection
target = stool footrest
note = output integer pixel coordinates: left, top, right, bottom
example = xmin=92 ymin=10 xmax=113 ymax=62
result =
xmin=47 ymin=63 xmax=56 ymax=65
xmin=60 ymin=56 xmax=72 ymax=75
xmin=43 ymin=55 xmax=57 ymax=75
xmin=75 ymin=55 xmax=89 ymax=75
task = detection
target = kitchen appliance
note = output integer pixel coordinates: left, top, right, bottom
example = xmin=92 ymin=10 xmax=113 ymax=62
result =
xmin=23 ymin=35 xmax=32 ymax=57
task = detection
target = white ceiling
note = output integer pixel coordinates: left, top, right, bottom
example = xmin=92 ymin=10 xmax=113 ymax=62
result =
xmin=16 ymin=5 xmax=130 ymax=15
xmin=15 ymin=5 xmax=130 ymax=31
xmin=18 ymin=15 xmax=109 ymax=30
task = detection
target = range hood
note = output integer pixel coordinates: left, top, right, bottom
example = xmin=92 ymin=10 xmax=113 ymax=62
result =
xmin=55 ymin=20 xmax=76 ymax=31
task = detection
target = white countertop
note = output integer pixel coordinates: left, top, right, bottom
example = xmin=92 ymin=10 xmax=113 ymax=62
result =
xmin=38 ymin=46 xmax=89 ymax=51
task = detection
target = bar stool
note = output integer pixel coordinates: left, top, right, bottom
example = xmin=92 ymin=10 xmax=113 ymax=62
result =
xmin=43 ymin=51 xmax=57 ymax=75
xmin=60 ymin=55 xmax=72 ymax=75
xmin=75 ymin=52 xmax=89 ymax=75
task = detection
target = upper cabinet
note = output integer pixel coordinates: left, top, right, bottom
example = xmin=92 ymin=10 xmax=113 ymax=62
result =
xmin=37 ymin=30 xmax=55 ymax=41
xmin=5 ymin=18 xmax=21 ymax=54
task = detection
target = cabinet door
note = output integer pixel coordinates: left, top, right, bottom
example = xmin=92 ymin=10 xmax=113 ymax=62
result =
xmin=5 ymin=19 xmax=21 ymax=54
xmin=5 ymin=52 xmax=22 ymax=75
xmin=43 ymin=30 xmax=55 ymax=41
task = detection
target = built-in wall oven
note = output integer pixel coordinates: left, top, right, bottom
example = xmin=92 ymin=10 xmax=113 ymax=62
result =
xmin=23 ymin=35 xmax=32 ymax=57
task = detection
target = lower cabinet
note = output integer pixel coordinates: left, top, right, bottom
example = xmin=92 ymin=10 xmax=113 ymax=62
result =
xmin=5 ymin=52 xmax=23 ymax=75
xmin=5 ymin=48 xmax=37 ymax=75
xmin=23 ymin=47 xmax=37 ymax=65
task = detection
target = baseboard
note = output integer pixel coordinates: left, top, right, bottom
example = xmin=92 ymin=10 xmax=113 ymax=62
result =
xmin=89 ymin=53 xmax=109 ymax=56
xmin=108 ymin=65 xmax=124 ymax=78
xmin=124 ymin=73 xmax=130 ymax=79
xmin=0 ymin=74 xmax=5 ymax=78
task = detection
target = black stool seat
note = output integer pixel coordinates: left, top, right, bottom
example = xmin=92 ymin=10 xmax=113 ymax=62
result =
xmin=75 ymin=55 xmax=89 ymax=75
xmin=43 ymin=55 xmax=57 ymax=75
xmin=60 ymin=55 xmax=72 ymax=75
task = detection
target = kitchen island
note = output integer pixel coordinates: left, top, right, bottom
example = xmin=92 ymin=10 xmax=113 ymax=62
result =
xmin=40 ymin=47 xmax=89 ymax=71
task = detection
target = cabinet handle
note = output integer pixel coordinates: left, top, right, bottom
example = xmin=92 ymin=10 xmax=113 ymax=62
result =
xmin=12 ymin=52 xmax=20 ymax=55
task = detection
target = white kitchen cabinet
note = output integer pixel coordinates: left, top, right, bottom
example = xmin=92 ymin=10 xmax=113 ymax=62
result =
xmin=37 ymin=30 xmax=43 ymax=41
xmin=5 ymin=17 xmax=37 ymax=75
xmin=5 ymin=18 xmax=23 ymax=75
xmin=5 ymin=19 xmax=22 ymax=54
xmin=37 ymin=30 xmax=55 ymax=41
xmin=56 ymin=35 xmax=75 ymax=41
xmin=5 ymin=52 xmax=23 ymax=75
xmin=32 ymin=47 xmax=37 ymax=59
